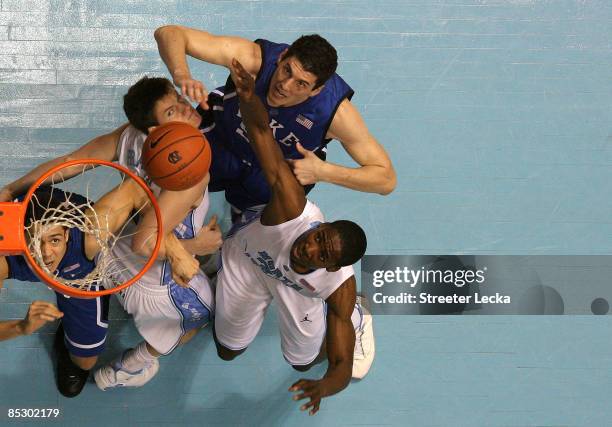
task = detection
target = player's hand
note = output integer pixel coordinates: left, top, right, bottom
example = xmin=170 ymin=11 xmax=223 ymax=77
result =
xmin=287 ymin=143 xmax=324 ymax=185
xmin=0 ymin=186 xmax=13 ymax=202
xmin=169 ymin=254 xmax=199 ymax=288
xmin=18 ymin=301 xmax=63 ymax=335
xmin=192 ymin=215 xmax=223 ymax=256
xmin=289 ymin=378 xmax=331 ymax=416
xmin=229 ymin=58 xmax=255 ymax=101
xmin=174 ymin=73 xmax=209 ymax=110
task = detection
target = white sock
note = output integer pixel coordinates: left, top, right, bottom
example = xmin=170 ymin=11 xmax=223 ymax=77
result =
xmin=121 ymin=341 xmax=157 ymax=372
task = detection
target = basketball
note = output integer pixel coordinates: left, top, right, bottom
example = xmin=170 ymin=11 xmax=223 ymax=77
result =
xmin=142 ymin=122 xmax=212 ymax=191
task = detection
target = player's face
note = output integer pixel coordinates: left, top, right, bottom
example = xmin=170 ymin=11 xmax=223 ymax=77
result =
xmin=149 ymin=90 xmax=202 ymax=132
xmin=290 ymin=224 xmax=343 ymax=272
xmin=267 ymin=54 xmax=324 ymax=107
xmin=38 ymin=225 xmax=69 ymax=273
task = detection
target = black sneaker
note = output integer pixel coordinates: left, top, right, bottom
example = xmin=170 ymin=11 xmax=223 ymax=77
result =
xmin=54 ymin=323 xmax=89 ymax=397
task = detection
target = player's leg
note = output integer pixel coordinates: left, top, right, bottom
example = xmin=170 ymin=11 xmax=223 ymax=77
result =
xmin=274 ymin=286 xmax=375 ymax=378
xmin=94 ymin=272 xmax=213 ymax=390
xmin=213 ymin=256 xmax=272 ymax=360
xmin=54 ymin=290 xmax=110 ymax=397
xmin=272 ymin=284 xmax=327 ymax=371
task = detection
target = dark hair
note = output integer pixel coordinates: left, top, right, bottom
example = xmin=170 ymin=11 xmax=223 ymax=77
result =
xmin=24 ymin=186 xmax=88 ymax=229
xmin=123 ymin=76 xmax=174 ymax=134
xmin=24 ymin=186 xmax=69 ymax=228
xmin=331 ymin=220 xmax=367 ymax=267
xmin=284 ymin=34 xmax=338 ymax=89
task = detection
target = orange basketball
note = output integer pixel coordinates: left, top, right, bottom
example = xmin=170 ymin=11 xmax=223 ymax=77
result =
xmin=142 ymin=122 xmax=211 ymax=191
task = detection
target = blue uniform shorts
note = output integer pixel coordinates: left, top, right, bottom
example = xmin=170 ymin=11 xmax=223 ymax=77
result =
xmin=55 ymin=290 xmax=109 ymax=358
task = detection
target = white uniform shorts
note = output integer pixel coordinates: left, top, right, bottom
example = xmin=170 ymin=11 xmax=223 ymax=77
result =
xmin=215 ymin=257 xmax=327 ymax=366
xmin=115 ymin=271 xmax=214 ymax=355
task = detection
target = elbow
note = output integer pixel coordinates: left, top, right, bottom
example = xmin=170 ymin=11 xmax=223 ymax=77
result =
xmin=154 ymin=25 xmax=181 ymax=42
xmin=378 ymin=172 xmax=397 ymax=195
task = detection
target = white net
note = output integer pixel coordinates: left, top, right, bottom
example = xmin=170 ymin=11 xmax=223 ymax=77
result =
xmin=24 ymin=164 xmax=157 ymax=292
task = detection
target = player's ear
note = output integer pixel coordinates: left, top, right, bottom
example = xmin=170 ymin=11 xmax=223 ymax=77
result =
xmin=147 ymin=125 xmax=158 ymax=134
xmin=278 ymin=48 xmax=288 ymax=64
xmin=64 ymin=228 xmax=70 ymax=241
xmin=326 ymin=266 xmax=340 ymax=272
xmin=309 ymin=84 xmax=324 ymax=98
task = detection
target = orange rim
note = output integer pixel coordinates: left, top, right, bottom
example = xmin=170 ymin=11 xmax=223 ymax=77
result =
xmin=23 ymin=159 xmax=162 ymax=299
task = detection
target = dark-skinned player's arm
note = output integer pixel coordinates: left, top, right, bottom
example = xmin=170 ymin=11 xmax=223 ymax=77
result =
xmin=232 ymin=58 xmax=357 ymax=415
xmin=229 ymin=58 xmax=305 ymax=225
xmin=290 ymin=276 xmax=357 ymax=415
xmin=0 ymin=258 xmax=63 ymax=341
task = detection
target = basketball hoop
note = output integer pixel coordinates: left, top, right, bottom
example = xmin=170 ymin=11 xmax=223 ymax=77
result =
xmin=0 ymin=159 xmax=162 ymax=298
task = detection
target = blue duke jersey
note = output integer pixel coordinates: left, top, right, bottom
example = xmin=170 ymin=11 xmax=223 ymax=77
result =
xmin=221 ymin=200 xmax=354 ymax=300
xmin=6 ymin=227 xmax=94 ymax=283
xmin=114 ymin=126 xmax=210 ymax=288
xmin=201 ymin=39 xmax=354 ymax=210
xmin=7 ymin=190 xmax=94 ymax=283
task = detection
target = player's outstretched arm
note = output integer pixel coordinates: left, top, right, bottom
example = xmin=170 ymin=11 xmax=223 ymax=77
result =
xmin=288 ymin=100 xmax=397 ymax=195
xmin=130 ymin=174 xmax=209 ymax=258
xmin=83 ymin=177 xmax=150 ymax=260
xmin=290 ymin=277 xmax=357 ymax=415
xmin=154 ymin=25 xmax=260 ymax=108
xmin=0 ymin=124 xmax=128 ymax=203
xmin=0 ymin=300 xmax=63 ymax=341
xmin=230 ymin=58 xmax=306 ymax=223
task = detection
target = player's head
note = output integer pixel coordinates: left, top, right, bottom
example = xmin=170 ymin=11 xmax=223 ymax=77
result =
xmin=267 ymin=34 xmax=338 ymax=107
xmin=123 ymin=76 xmax=202 ymax=134
xmin=290 ymin=220 xmax=367 ymax=272
xmin=24 ymin=186 xmax=71 ymax=273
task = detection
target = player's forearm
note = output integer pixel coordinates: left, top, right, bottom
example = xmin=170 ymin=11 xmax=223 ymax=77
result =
xmin=0 ymin=320 xmax=26 ymax=341
xmin=240 ymin=96 xmax=285 ymax=182
xmin=1 ymin=154 xmax=79 ymax=199
xmin=317 ymin=161 xmax=396 ymax=195
xmin=155 ymin=25 xmax=192 ymax=82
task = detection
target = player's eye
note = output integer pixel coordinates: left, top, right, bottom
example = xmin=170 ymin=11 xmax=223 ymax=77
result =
xmin=167 ymin=109 xmax=174 ymax=117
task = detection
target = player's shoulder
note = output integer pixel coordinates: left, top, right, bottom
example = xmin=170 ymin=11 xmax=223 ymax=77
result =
xmin=120 ymin=125 xmax=147 ymax=144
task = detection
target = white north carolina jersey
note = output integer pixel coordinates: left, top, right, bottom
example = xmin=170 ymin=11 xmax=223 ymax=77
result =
xmin=111 ymin=125 xmax=210 ymax=288
xmin=222 ymin=200 xmax=354 ymax=300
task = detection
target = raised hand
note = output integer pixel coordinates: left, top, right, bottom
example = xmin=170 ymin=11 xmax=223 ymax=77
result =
xmin=192 ymin=215 xmax=223 ymax=256
xmin=286 ymin=143 xmax=325 ymax=185
xmin=174 ymin=73 xmax=209 ymax=109
xmin=19 ymin=301 xmax=63 ymax=335
xmin=229 ymin=58 xmax=255 ymax=101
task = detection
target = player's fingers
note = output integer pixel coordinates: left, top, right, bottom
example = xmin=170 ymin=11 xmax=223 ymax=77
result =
xmin=300 ymin=398 xmax=317 ymax=411
xmin=35 ymin=313 xmax=60 ymax=322
xmin=309 ymin=402 xmax=320 ymax=416
xmin=295 ymin=142 xmax=309 ymax=156
xmin=40 ymin=308 xmax=63 ymax=319
xmin=199 ymin=95 xmax=210 ymax=110
xmin=29 ymin=304 xmax=60 ymax=316
xmin=206 ymin=215 xmax=218 ymax=228
xmin=289 ymin=379 xmax=308 ymax=391
xmin=292 ymin=391 xmax=312 ymax=401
